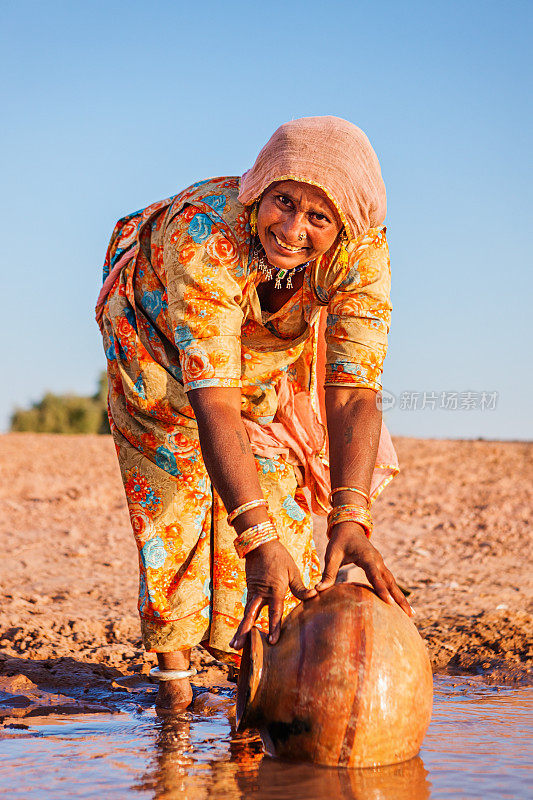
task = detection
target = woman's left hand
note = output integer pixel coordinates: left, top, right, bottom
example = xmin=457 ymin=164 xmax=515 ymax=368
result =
xmin=229 ymin=539 xmax=317 ymax=651
xmin=316 ymin=523 xmax=413 ymax=617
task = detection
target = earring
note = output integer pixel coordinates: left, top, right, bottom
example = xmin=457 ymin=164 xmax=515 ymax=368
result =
xmin=249 ymin=203 xmax=258 ymax=235
xmin=336 ymin=232 xmax=350 ymax=270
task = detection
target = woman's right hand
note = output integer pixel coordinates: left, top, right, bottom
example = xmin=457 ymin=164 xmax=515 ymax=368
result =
xmin=229 ymin=539 xmax=317 ymax=651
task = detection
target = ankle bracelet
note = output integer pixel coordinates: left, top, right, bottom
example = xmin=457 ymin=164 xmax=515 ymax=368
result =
xmin=149 ymin=667 xmax=197 ymax=681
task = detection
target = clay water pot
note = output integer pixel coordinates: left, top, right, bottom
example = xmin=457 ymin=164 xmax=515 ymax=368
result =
xmin=236 ymin=583 xmax=432 ymax=768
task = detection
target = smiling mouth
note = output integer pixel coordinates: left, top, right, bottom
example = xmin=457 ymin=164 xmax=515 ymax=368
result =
xmin=271 ymin=232 xmax=306 ymax=253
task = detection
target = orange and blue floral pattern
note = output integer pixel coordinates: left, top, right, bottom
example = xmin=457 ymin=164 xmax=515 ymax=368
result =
xmin=114 ymin=423 xmax=319 ymax=664
xmin=100 ymin=176 xmax=391 ymax=659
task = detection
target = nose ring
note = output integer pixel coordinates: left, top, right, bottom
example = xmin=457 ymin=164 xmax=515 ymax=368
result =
xmin=298 ymin=233 xmax=304 ymax=241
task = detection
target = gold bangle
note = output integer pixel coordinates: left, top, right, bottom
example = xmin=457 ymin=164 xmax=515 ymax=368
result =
xmin=227 ymin=498 xmax=268 ymax=526
xmin=234 ymin=521 xmax=279 ymax=558
xmin=327 ymin=504 xmax=373 ymax=539
xmin=329 ymin=487 xmax=370 ymax=506
xmin=327 ymin=504 xmax=373 ymax=523
xmin=328 ymin=518 xmax=373 ymax=539
xmin=237 ymin=520 xmax=274 ymax=537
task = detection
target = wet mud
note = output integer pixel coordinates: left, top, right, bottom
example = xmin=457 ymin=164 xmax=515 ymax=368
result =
xmin=0 ymin=432 xmax=531 ymax=728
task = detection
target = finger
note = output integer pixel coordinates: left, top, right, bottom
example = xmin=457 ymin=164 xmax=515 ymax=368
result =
xmin=229 ymin=595 xmax=264 ymax=650
xmin=364 ymin=563 xmax=396 ymax=605
xmin=315 ymin=544 xmax=344 ymax=591
xmin=386 ymin=575 xmax=414 ymax=617
xmin=288 ymin=565 xmax=318 ymax=601
xmin=268 ymin=597 xmax=284 ymax=645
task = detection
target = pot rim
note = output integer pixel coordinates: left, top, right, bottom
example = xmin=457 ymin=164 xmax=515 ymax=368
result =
xmin=236 ymin=626 xmax=264 ymax=730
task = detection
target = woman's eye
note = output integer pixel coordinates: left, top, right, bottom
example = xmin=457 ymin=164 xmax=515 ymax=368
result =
xmin=312 ymin=213 xmax=329 ymax=223
xmin=277 ymin=195 xmax=292 ymax=207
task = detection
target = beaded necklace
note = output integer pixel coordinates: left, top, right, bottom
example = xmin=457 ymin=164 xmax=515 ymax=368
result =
xmin=254 ymin=239 xmax=310 ymax=289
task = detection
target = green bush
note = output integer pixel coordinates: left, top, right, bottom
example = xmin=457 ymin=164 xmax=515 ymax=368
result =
xmin=10 ymin=372 xmax=110 ymax=434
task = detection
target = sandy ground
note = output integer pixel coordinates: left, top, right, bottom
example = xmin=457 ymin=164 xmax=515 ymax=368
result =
xmin=0 ymin=433 xmax=531 ymax=721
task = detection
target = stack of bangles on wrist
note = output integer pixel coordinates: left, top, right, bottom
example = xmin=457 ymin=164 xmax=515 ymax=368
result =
xmin=234 ymin=521 xmax=279 ymax=558
xmin=227 ymin=499 xmax=279 ymax=558
xmin=327 ymin=487 xmax=373 ymax=539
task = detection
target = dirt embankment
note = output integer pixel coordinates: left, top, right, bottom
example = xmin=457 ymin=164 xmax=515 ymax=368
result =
xmin=0 ymin=433 xmax=531 ymax=719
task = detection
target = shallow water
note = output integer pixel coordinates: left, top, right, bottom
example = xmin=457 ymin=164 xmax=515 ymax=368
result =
xmin=0 ymin=677 xmax=531 ymax=799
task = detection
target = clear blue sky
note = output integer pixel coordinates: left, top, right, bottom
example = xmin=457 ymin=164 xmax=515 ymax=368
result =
xmin=1 ymin=0 xmax=531 ymax=439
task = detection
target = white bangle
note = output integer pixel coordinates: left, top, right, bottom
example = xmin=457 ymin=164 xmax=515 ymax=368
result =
xmin=149 ymin=666 xmax=197 ymax=681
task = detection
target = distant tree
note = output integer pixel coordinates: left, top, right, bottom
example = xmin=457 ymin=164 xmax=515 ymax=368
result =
xmin=94 ymin=371 xmax=111 ymax=434
xmin=10 ymin=372 xmax=110 ymax=434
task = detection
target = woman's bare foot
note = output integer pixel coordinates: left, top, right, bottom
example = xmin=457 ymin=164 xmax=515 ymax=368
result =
xmin=154 ymin=649 xmax=193 ymax=716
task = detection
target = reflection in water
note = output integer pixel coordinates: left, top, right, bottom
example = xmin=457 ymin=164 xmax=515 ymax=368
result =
xmin=135 ymin=715 xmax=265 ymax=799
xmin=135 ymin=716 xmax=195 ymax=799
xmin=1 ymin=678 xmax=531 ymax=799
xmin=245 ymin=756 xmax=430 ymax=800
xmin=134 ymin=708 xmax=431 ymax=800
xmin=135 ymin=717 xmax=265 ymax=800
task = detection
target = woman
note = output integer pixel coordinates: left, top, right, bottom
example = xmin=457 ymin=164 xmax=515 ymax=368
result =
xmin=96 ymin=116 xmax=411 ymax=713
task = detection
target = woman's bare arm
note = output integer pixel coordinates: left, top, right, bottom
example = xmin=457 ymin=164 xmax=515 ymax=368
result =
xmin=188 ymin=387 xmax=268 ymax=533
xmin=188 ymin=387 xmax=317 ymax=649
xmin=321 ymin=386 xmax=412 ymax=616
xmin=326 ymin=386 xmax=382 ymax=495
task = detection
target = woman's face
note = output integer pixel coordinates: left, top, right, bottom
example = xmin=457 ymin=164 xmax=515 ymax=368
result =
xmin=256 ymin=180 xmax=342 ymax=270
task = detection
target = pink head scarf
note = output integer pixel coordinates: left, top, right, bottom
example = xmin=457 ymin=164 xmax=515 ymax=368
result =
xmin=238 ymin=115 xmax=386 ymax=240
xmin=240 ymin=117 xmax=397 ymax=513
